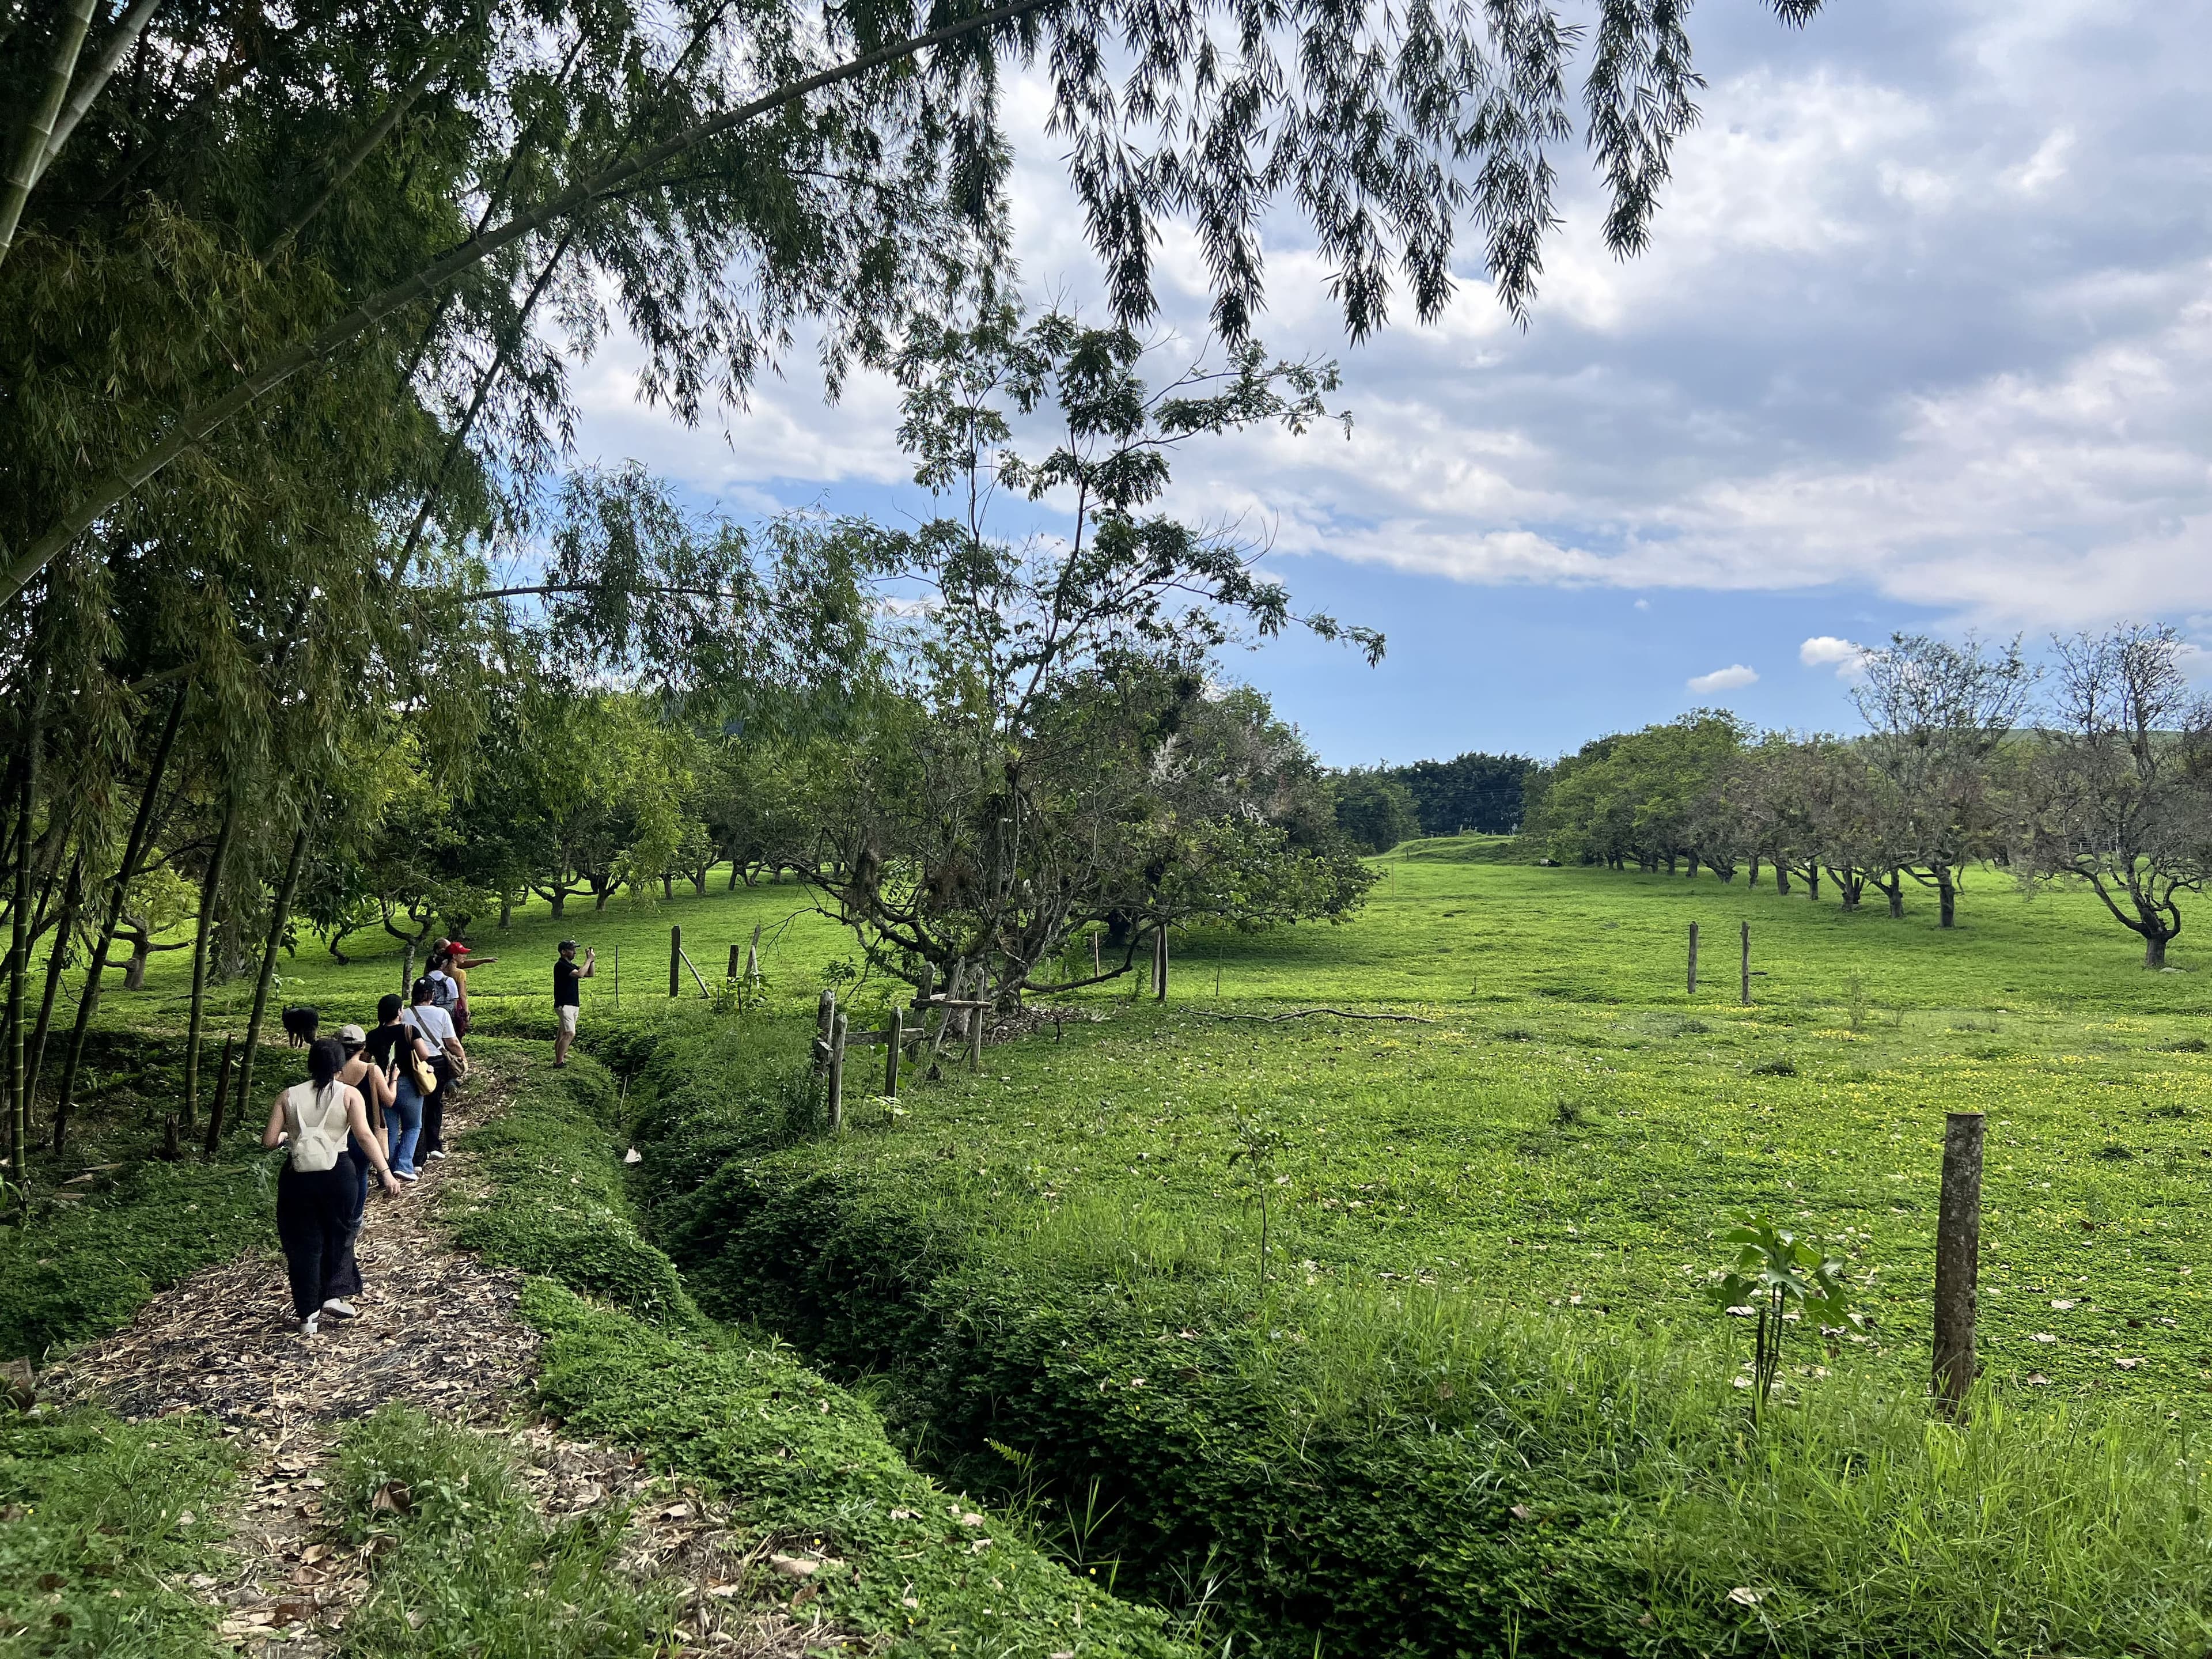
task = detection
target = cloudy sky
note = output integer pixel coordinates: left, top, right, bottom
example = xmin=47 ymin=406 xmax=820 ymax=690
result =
xmin=573 ymin=0 xmax=2212 ymax=764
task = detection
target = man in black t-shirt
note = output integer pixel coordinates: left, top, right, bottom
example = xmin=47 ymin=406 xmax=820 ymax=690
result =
xmin=553 ymin=939 xmax=594 ymax=1067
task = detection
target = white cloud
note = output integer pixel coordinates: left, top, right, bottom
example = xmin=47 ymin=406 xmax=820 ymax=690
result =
xmin=1688 ymin=664 xmax=1760 ymax=694
xmin=1800 ymin=635 xmax=1871 ymax=678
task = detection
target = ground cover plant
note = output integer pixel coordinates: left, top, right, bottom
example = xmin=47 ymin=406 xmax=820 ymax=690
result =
xmin=0 ymin=1408 xmax=238 ymax=1657
xmin=454 ymin=1050 xmax=1194 ymax=1657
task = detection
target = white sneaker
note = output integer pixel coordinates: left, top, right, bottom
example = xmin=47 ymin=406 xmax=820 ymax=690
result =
xmin=321 ymin=1299 xmax=357 ymax=1320
xmin=395 ymin=1169 xmax=419 ymax=1183
xmin=300 ymin=1314 xmax=320 ymax=1338
xmin=425 ymin=1150 xmax=448 ymax=1162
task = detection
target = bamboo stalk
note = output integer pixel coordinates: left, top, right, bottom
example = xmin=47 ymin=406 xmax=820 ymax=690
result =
xmin=181 ymin=797 xmax=238 ymax=1127
xmin=232 ymin=821 xmax=308 ymax=1129
xmin=0 ymin=0 xmax=97 ymax=270
xmin=51 ymin=681 xmax=185 ymax=1152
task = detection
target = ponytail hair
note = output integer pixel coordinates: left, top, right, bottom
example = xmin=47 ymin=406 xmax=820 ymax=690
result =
xmin=306 ymin=1036 xmax=346 ymax=1090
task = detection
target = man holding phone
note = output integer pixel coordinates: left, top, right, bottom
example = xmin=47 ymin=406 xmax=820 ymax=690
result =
xmin=554 ymin=940 xmax=594 ymax=1067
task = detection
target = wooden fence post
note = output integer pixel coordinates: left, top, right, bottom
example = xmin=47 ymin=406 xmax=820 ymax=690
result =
xmin=1934 ymin=1111 xmax=1986 ymax=1414
xmin=1687 ymin=923 xmax=1698 ymax=994
xmin=928 ymin=962 xmax=964 ymax=1066
xmin=669 ymin=926 xmax=681 ymax=998
xmin=827 ymin=1012 xmax=847 ymax=1131
xmin=1740 ymin=922 xmax=1751 ymax=1006
xmin=1156 ymin=927 xmax=1168 ymax=1002
xmin=1092 ymin=930 xmax=1101 ymax=977
xmin=815 ymin=988 xmax=835 ymax=1069
xmin=744 ymin=923 xmax=762 ymax=986
xmin=612 ymin=944 xmax=619 ymax=1007
xmin=884 ymin=1006 xmax=902 ymax=1098
xmin=728 ymin=942 xmax=742 ymax=980
xmin=967 ymin=966 xmax=986 ymax=1070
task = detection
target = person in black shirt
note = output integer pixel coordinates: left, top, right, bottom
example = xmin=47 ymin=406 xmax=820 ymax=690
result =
xmin=554 ymin=939 xmax=594 ymax=1067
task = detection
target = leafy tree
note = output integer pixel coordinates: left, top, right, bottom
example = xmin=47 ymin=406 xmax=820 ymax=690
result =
xmin=1853 ymin=634 xmax=2035 ymax=929
xmin=1333 ymin=768 xmax=1421 ymax=855
xmin=2016 ymin=624 xmax=2212 ymax=968
xmin=1535 ymin=712 xmax=1744 ymax=872
xmin=1393 ymin=752 xmax=1535 ymax=836
xmin=804 ymin=306 xmax=1376 ymax=1000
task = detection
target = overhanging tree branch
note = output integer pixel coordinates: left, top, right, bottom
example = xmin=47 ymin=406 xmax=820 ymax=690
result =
xmin=0 ymin=0 xmax=1064 ymax=610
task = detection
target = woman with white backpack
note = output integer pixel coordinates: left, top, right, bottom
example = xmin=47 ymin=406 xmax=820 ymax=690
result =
xmin=262 ymin=1037 xmax=403 ymax=1335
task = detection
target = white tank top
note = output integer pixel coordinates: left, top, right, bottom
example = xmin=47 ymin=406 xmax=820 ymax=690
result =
xmin=283 ymin=1080 xmax=353 ymax=1173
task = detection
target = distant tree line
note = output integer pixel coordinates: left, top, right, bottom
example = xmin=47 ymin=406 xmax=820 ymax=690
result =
xmin=1510 ymin=628 xmax=2212 ymax=967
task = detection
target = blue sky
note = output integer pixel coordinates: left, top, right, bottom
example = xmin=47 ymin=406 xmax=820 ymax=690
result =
xmin=568 ymin=0 xmax=2212 ymax=765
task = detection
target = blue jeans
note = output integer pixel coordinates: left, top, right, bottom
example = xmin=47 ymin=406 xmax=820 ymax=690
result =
xmin=387 ymin=1081 xmax=425 ymax=1175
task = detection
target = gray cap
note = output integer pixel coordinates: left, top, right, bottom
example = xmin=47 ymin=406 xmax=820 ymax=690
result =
xmin=337 ymin=1024 xmax=367 ymax=1047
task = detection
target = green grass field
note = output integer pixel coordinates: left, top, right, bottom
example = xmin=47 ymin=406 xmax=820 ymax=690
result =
xmin=85 ymin=843 xmax=2212 ymax=1406
xmin=31 ymin=846 xmax=2212 ymax=1654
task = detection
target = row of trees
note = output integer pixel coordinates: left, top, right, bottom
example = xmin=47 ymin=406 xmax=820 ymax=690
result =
xmin=1529 ymin=629 xmax=2212 ymax=965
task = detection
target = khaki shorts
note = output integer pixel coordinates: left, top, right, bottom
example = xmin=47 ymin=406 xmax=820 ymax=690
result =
xmin=557 ymin=1005 xmax=579 ymax=1035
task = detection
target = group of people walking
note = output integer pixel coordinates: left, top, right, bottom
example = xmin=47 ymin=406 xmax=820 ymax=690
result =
xmin=261 ymin=941 xmax=486 ymax=1335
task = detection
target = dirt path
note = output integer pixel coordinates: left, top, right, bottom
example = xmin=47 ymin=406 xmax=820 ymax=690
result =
xmin=47 ymin=1064 xmax=829 ymax=1657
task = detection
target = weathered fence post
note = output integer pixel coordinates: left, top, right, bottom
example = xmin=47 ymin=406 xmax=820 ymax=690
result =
xmin=828 ymin=1012 xmax=847 ymax=1131
xmin=669 ymin=926 xmax=681 ymax=998
xmin=884 ymin=1006 xmax=902 ymax=1098
xmin=1156 ymin=926 xmax=1169 ymax=1002
xmin=1934 ymin=1111 xmax=1986 ymax=1414
xmin=929 ymin=962 xmax=964 ymax=1066
xmin=612 ymin=944 xmax=619 ymax=1007
xmin=1740 ymin=922 xmax=1751 ymax=1006
xmin=815 ymin=988 xmax=835 ymax=1067
xmin=1092 ymin=930 xmax=1101 ymax=978
xmin=744 ymin=923 xmax=762 ymax=986
xmin=967 ymin=965 xmax=986 ymax=1070
xmin=728 ymin=942 xmax=742 ymax=980
xmin=1687 ymin=923 xmax=1698 ymax=994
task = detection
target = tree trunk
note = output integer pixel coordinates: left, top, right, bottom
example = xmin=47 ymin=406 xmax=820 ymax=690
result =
xmin=24 ymin=852 xmax=82 ymax=1112
xmin=548 ymin=888 xmax=566 ymax=918
xmin=51 ymin=683 xmax=187 ymax=1153
xmin=123 ymin=933 xmax=150 ymax=988
xmin=182 ymin=798 xmax=238 ymax=1127
xmin=499 ymin=892 xmax=513 ymax=927
xmin=728 ymin=861 xmax=741 ymax=891
xmin=1748 ymin=853 xmax=1761 ymax=888
xmin=5 ymin=679 xmax=43 ymax=1189
xmin=233 ymin=822 xmax=308 ymax=1135
xmin=1884 ymin=871 xmax=1904 ymax=918
xmin=2146 ymin=930 xmax=2170 ymax=969
xmin=1805 ymin=865 xmax=1820 ymax=902
xmin=1774 ymin=862 xmax=1791 ymax=897
xmin=1938 ymin=868 xmax=1956 ymax=929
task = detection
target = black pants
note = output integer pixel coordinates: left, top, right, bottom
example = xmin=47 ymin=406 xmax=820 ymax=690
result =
xmin=419 ymin=1057 xmax=453 ymax=1156
xmin=322 ymin=1145 xmax=370 ymax=1302
xmin=276 ymin=1161 xmax=355 ymax=1320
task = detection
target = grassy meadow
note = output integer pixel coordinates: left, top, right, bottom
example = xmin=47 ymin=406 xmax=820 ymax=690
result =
xmin=85 ymin=838 xmax=2212 ymax=1407
xmin=29 ymin=839 xmax=2212 ymax=1654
